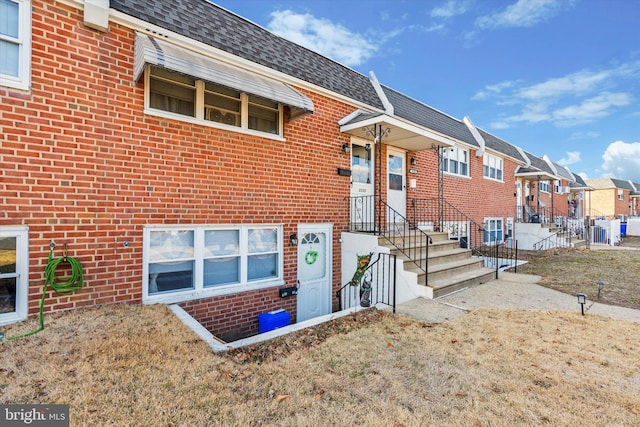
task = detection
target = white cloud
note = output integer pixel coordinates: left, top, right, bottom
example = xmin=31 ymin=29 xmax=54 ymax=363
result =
xmin=517 ymin=69 xmax=612 ymax=101
xmin=601 ymin=141 xmax=640 ymax=181
xmin=552 ymin=92 xmax=632 ymax=126
xmin=557 ymin=151 xmax=581 ymax=166
xmin=267 ymin=10 xmax=377 ymax=67
xmin=475 ymin=0 xmax=575 ymax=29
xmin=569 ymin=131 xmax=600 ymax=140
xmin=431 ymin=0 xmax=472 ymax=18
xmin=476 ymin=62 xmax=639 ymax=128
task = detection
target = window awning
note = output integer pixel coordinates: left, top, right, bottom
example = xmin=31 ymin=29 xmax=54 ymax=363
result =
xmin=134 ymin=33 xmax=314 ymax=120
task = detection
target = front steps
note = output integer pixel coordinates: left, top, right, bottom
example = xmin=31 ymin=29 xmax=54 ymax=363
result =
xmin=380 ymin=231 xmax=496 ymax=298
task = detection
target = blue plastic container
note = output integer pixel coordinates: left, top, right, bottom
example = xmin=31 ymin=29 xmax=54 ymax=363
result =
xmin=257 ymin=310 xmax=291 ymax=333
xmin=621 ymin=223 xmax=627 ymax=236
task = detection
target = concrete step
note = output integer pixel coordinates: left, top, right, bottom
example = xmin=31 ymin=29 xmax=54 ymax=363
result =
xmin=408 ymin=257 xmax=486 ymax=284
xmin=572 ymin=239 xmax=587 ymax=249
xmin=379 ymin=235 xmax=461 ymax=254
xmin=394 ymin=247 xmax=472 ymax=267
xmin=428 ymin=267 xmax=496 ymax=298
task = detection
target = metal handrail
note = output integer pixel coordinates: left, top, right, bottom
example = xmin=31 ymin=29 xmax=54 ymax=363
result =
xmin=412 ymin=197 xmax=519 ymax=275
xmin=336 ymin=252 xmax=397 ymax=312
xmin=347 ymin=195 xmax=432 ymax=273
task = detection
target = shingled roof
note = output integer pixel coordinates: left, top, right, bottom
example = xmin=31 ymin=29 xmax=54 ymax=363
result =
xmin=476 ymin=128 xmax=528 ymax=163
xmin=379 ymin=85 xmax=477 ymax=146
xmin=110 ymin=0 xmax=384 ymax=110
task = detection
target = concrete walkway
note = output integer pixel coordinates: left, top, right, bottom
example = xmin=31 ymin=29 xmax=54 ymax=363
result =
xmin=396 ymin=271 xmax=640 ymax=324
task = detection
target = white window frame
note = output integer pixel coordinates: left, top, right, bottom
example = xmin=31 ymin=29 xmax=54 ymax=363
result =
xmin=483 ymin=218 xmax=503 ymax=244
xmin=618 ymin=189 xmax=624 ymax=200
xmin=483 ymin=153 xmax=503 ymax=181
xmin=144 ymin=66 xmax=285 ymax=140
xmin=0 ymin=226 xmax=29 ymax=326
xmin=441 ymin=147 xmax=469 ymax=177
xmin=142 ymin=224 xmax=285 ymax=304
xmin=539 ymin=180 xmax=550 ymax=193
xmin=0 ymin=0 xmax=31 ymax=90
xmin=554 ymin=180 xmax=563 ymax=194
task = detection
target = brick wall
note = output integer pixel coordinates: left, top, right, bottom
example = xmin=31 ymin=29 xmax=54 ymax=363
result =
xmin=0 ymin=1 xmax=354 ymax=337
xmin=407 ymin=148 xmax=519 ymax=226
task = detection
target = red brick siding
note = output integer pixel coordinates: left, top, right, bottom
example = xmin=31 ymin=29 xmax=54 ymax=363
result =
xmin=407 ymin=148 xmax=519 ymax=226
xmin=1 ymin=1 xmax=354 ymax=336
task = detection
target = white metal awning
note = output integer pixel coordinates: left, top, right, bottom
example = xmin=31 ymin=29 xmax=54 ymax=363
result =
xmin=134 ymin=33 xmax=314 ymax=120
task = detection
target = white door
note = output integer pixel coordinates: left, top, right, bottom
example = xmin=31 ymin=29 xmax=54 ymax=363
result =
xmin=387 ymin=147 xmax=406 ymax=217
xmin=296 ymin=224 xmax=332 ymax=322
xmin=350 ymin=139 xmax=374 ymax=228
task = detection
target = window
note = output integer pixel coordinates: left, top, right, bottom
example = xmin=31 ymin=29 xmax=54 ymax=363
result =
xmin=146 ymin=66 xmax=283 ymax=137
xmin=618 ymin=189 xmax=624 ymax=200
xmin=0 ymin=0 xmax=31 ymax=90
xmin=0 ymin=227 xmax=28 ymax=326
xmin=144 ymin=225 xmax=283 ymax=303
xmin=483 ymin=154 xmax=503 ymax=181
xmin=554 ymin=180 xmax=562 ymax=194
xmin=539 ymin=181 xmax=550 ymax=193
xmin=484 ymin=218 xmax=503 ymax=244
xmin=441 ymin=147 xmax=469 ymax=177
xmin=351 ymin=144 xmax=372 ymax=184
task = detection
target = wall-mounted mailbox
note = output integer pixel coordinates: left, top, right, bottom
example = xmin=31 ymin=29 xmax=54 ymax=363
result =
xmin=279 ymin=286 xmax=298 ymax=298
xmin=337 ymin=168 xmax=351 ymax=176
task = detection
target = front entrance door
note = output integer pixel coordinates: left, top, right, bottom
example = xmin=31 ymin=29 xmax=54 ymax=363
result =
xmin=296 ymin=224 xmax=332 ymax=322
xmin=387 ymin=147 xmax=406 ymax=217
xmin=350 ymin=139 xmax=374 ymax=229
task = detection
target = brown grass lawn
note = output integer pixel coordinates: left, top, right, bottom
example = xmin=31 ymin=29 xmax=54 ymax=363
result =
xmin=518 ymin=237 xmax=640 ymax=310
xmin=1 ymin=246 xmax=640 ymax=426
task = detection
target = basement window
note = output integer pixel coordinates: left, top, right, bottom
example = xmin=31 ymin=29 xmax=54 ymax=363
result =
xmin=483 ymin=218 xmax=503 ymax=244
xmin=143 ymin=225 xmax=284 ymax=304
xmin=0 ymin=227 xmax=28 ymax=326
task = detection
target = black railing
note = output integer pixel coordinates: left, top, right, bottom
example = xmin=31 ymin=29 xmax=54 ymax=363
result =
xmin=412 ymin=197 xmax=519 ymax=276
xmin=476 ymin=239 xmax=519 ymax=277
xmin=336 ymin=252 xmax=397 ymax=312
xmin=348 ymin=195 xmax=432 ymax=274
xmin=411 ymin=197 xmax=486 ymax=253
xmin=517 ymin=205 xmax=568 ymax=225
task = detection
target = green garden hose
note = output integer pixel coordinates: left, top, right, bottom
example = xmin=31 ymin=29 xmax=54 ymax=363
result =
xmin=0 ymin=248 xmax=84 ymax=341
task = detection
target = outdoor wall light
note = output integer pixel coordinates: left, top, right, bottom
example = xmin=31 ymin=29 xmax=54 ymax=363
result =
xmin=596 ymin=280 xmax=605 ymax=300
xmin=365 ymin=143 xmax=371 ymax=152
xmin=289 ymin=233 xmax=298 ymax=246
xmin=410 ymin=157 xmax=417 ymax=166
xmin=576 ymin=293 xmax=587 ymax=315
xmin=341 ymin=143 xmax=350 ymax=154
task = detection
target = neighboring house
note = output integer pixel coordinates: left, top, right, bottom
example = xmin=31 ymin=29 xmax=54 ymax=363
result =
xmin=585 ymin=178 xmax=637 ymax=219
xmin=0 ymin=0 xmax=595 ymax=339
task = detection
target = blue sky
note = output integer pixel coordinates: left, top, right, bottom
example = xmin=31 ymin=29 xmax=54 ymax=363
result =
xmin=214 ymin=0 xmax=640 ymax=182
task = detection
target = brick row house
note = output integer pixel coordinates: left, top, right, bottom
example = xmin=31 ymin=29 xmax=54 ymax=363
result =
xmin=0 ymin=0 xmax=587 ymax=340
xmin=585 ymin=178 xmax=640 ymax=219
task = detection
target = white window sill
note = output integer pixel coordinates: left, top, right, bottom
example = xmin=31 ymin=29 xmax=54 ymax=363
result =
xmin=143 ymin=108 xmax=286 ymax=142
xmin=443 ymin=172 xmax=471 ymax=179
xmin=143 ymin=278 xmax=286 ymax=305
xmin=483 ymin=176 xmax=504 ymax=183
